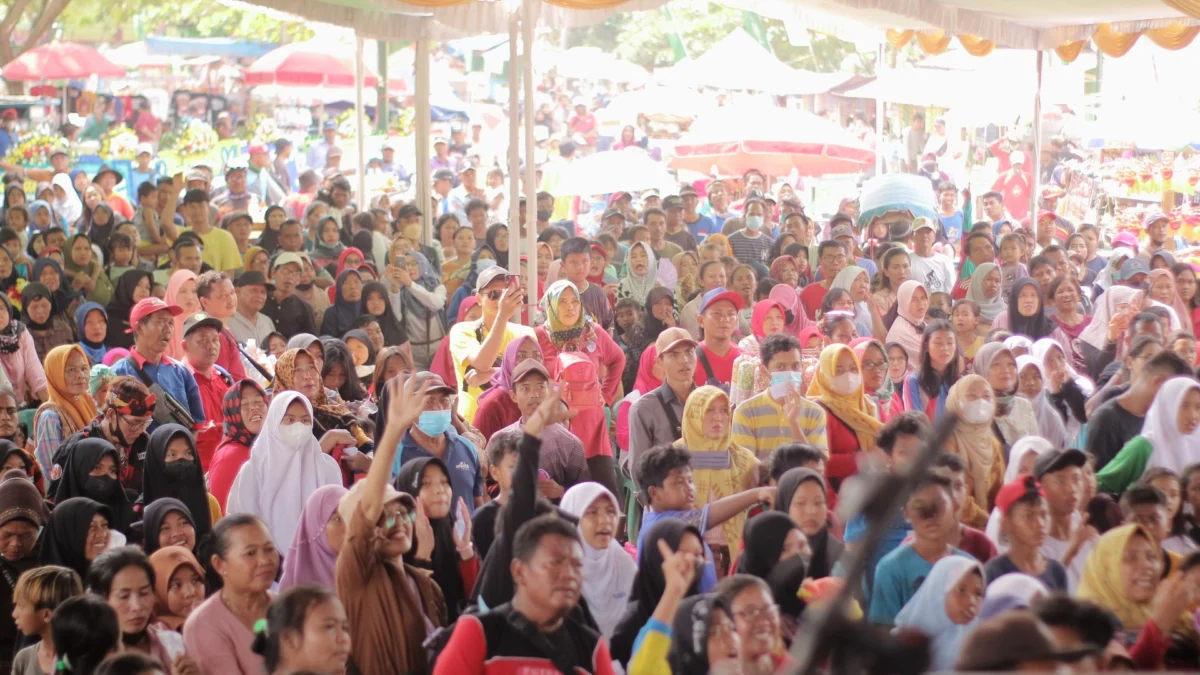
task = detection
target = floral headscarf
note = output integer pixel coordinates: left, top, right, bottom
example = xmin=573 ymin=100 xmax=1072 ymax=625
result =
xmin=222 ymin=379 xmax=269 ymax=449
xmin=543 ymin=279 xmax=594 ymax=348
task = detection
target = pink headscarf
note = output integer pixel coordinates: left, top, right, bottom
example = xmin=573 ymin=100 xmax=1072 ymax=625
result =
xmin=750 ymin=299 xmax=787 ymax=340
xmin=633 ymin=345 xmax=663 ymax=394
xmin=768 ymin=284 xmax=817 ymax=337
xmin=164 ymin=269 xmax=198 ymax=362
xmin=278 ymin=484 xmax=348 ymax=590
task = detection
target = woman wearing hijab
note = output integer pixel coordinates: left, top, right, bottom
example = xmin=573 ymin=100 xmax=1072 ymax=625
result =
xmin=49 ymin=436 xmax=133 ymax=534
xmin=1031 ymin=337 xmax=1090 ymax=445
xmin=943 ymin=374 xmax=1005 ymax=528
xmin=142 ymin=424 xmax=215 ymax=544
xmin=672 ymin=386 xmax=758 ymax=559
xmin=610 ymin=517 xmax=704 ymax=666
xmin=162 ymin=269 xmax=199 ymax=363
xmin=885 ymin=280 xmax=929 ymax=367
xmin=559 ymin=482 xmax=637 ymax=638
xmin=21 ymin=281 xmax=72 ymax=360
xmin=310 ymin=216 xmax=346 ymax=269
xmin=279 ymin=484 xmax=349 ymax=590
xmin=149 ymin=546 xmax=206 ymax=631
xmin=31 ymin=258 xmax=76 ymax=313
xmin=807 ymin=344 xmax=883 ymax=491
xmin=992 ymin=277 xmax=1080 ymax=366
xmin=972 ymin=342 xmax=1043 ymax=452
xmin=1149 ymin=267 xmax=1192 ymax=335
xmin=140 ymin=498 xmax=200 ymax=557
xmin=207 ymin=380 xmax=268 ymax=512
xmin=978 ymin=572 xmax=1049 ymax=620
xmin=104 ymin=270 xmax=152 ymax=350
xmin=32 ymin=344 xmax=94 ymax=475
xmin=851 ymin=338 xmax=902 ymax=423
xmin=474 ymin=336 xmax=542 ymax=442
xmin=321 ymin=268 xmax=364 ymax=339
xmin=362 ymin=280 xmax=407 ymax=348
xmin=0 ymin=473 xmax=48 ymax=669
xmin=1096 ymin=377 xmax=1200 ymax=494
xmin=735 ymin=511 xmax=810 ymax=644
xmin=902 ymin=320 xmax=959 ymax=421
xmin=893 ymin=556 xmax=985 ymax=672
xmin=0 ymin=295 xmax=39 ymax=403
xmin=74 ymin=301 xmax=109 ymax=365
xmin=832 ymin=265 xmax=885 ymax=340
xmin=51 ymin=173 xmax=82 ymax=226
xmin=485 ymin=223 xmax=510 ymax=269
xmin=984 ymin=437 xmax=1054 ymax=544
xmin=255 ymin=205 xmax=286 ymax=254
xmin=392 ymin=251 xmax=446 ymax=370
xmin=36 ymin=496 xmax=112 ymax=580
xmin=273 ymin=348 xmax=373 ymax=467
xmin=775 ymin=467 xmax=842 ymax=579
xmin=964 ymin=262 xmax=1006 ymax=328
xmin=227 ymin=391 xmax=343 ymax=546
xmin=64 ymin=233 xmax=113 ymax=306
xmin=616 ymin=241 xmax=661 ymax=308
xmin=731 ymin=299 xmax=787 ymax=408
xmin=393 ymin=456 xmax=479 ymax=622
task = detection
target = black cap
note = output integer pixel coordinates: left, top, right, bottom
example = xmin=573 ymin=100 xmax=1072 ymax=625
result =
xmin=886 ymin=219 xmax=914 ymax=242
xmin=663 ymin=195 xmax=683 ymax=210
xmin=432 ymin=168 xmax=454 ymax=181
xmin=601 ymin=207 xmax=625 ymax=222
xmin=679 ymin=185 xmax=698 ymax=197
xmin=1033 ymin=448 xmax=1087 ymax=479
xmin=182 ymin=312 xmax=223 ymax=337
xmin=234 ymin=270 xmax=274 ymax=290
xmin=181 ymin=189 xmax=209 ymax=205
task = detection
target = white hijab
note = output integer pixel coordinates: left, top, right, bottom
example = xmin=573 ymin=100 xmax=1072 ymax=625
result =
xmin=227 ymin=391 xmax=343 ymax=546
xmin=831 ymin=265 xmax=873 ymax=330
xmin=985 ymin=436 xmax=1054 ymax=546
xmin=51 ymin=173 xmax=82 ymax=225
xmin=1143 ymin=377 xmax=1200 ymax=474
xmin=559 ymin=482 xmax=637 ymax=639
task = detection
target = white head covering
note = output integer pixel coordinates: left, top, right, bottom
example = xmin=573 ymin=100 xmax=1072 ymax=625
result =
xmin=965 ymin=262 xmax=1006 ymax=323
xmin=1004 ymin=335 xmax=1033 ymax=354
xmin=51 ymin=173 xmax=82 ymax=225
xmin=1092 ymin=247 xmax=1133 ymax=294
xmin=559 ymin=482 xmax=637 ymax=639
xmin=986 ymin=436 xmax=1054 ymax=545
xmin=831 ymin=265 xmax=873 ymax=330
xmin=617 ymin=241 xmax=659 ymax=307
xmin=893 ymin=556 xmax=983 ymax=672
xmin=1143 ymin=377 xmax=1200 ymax=474
xmin=227 ymin=391 xmax=343 ymax=546
xmin=984 ymin=572 xmax=1049 ymax=605
xmin=1079 ymin=285 xmax=1142 ymax=354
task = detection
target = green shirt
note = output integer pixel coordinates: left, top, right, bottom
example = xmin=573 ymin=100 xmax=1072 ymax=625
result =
xmin=1095 ymin=435 xmax=1152 ymax=495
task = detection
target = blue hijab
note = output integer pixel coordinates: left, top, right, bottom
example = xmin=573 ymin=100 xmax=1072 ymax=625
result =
xmin=74 ymin=301 xmax=108 ymax=365
xmin=893 ymin=556 xmax=984 ymax=671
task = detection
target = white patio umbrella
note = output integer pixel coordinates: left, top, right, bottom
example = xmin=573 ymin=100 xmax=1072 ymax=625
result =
xmin=554 ymin=148 xmax=677 ymax=196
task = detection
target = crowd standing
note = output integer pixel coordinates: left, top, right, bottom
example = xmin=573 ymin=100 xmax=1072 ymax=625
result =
xmin=1 ymin=101 xmax=1200 ymax=675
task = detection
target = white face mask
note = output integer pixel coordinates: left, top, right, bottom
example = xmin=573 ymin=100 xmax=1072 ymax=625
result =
xmin=831 ymin=372 xmax=861 ymax=396
xmin=961 ymin=399 xmax=995 ymax=425
xmin=278 ymin=422 xmax=313 ymax=446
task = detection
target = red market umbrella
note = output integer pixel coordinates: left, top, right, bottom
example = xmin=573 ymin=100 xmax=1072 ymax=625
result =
xmin=670 ymin=104 xmax=874 ymax=177
xmin=244 ymin=41 xmax=378 ymax=88
xmin=1 ymin=42 xmax=126 ymax=81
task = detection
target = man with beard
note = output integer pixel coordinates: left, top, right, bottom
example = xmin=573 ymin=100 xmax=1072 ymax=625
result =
xmin=261 ymin=252 xmax=318 ymax=338
xmin=111 ymin=297 xmax=206 ymax=437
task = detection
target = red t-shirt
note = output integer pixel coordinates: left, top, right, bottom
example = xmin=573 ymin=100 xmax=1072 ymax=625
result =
xmin=798 ymin=282 xmax=828 ymax=320
xmin=694 ymin=342 xmax=741 ymax=387
xmin=822 ymin=408 xmax=862 ymax=483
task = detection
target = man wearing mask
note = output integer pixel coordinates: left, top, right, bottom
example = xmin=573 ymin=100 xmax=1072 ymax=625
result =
xmin=262 ymin=252 xmax=317 ymax=339
xmin=644 ymin=208 xmax=683 ymax=262
xmin=662 ymin=196 xmax=698 ymax=253
xmin=110 ymin=298 xmax=206 ymax=436
xmin=194 ymin=271 xmax=249 ymax=380
xmin=180 ymin=312 xmax=232 ymax=469
xmin=681 ymin=185 xmax=715 ymax=241
xmin=799 ymin=240 xmax=848 ymax=320
xmin=727 ymin=197 xmax=773 ymax=266
xmin=731 ymin=333 xmax=828 ymax=460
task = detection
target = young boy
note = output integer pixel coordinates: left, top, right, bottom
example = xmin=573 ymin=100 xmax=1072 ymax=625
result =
xmin=1121 ymin=484 xmax=1178 ymax=575
xmin=903 ymin=453 xmax=997 ymax=563
xmin=951 ymin=300 xmax=984 ymax=363
xmin=768 ymin=442 xmax=826 ymax=484
xmin=927 ymin=291 xmax=953 ymax=321
xmin=12 ymin=566 xmax=84 ymax=675
xmin=474 ymin=429 xmax=520 ymax=561
xmin=998 ymin=232 xmax=1029 ymax=298
xmin=983 ymin=474 xmax=1068 ymax=591
xmin=868 ymin=471 xmax=974 ymax=625
xmin=636 ymin=443 xmax=773 ymax=591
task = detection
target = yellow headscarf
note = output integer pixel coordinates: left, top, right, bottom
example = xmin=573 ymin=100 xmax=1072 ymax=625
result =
xmin=243 ymin=246 xmax=267 ymax=273
xmin=1077 ymin=524 xmax=1192 ymax=634
xmin=805 ymin=344 xmax=881 ymax=451
xmin=945 ymin=374 xmax=1004 ymax=524
xmin=672 ymin=385 xmax=758 ymax=556
xmin=705 ymin=233 xmax=733 ymax=258
xmin=36 ymin=344 xmax=99 ymax=433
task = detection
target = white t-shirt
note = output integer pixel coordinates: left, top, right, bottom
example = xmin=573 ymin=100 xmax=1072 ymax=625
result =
xmin=1040 ymin=533 xmax=1093 ymax=593
xmin=908 ymin=252 xmax=957 ymax=295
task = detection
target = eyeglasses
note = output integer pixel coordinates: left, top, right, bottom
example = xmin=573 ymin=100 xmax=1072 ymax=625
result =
xmin=861 ymin=359 xmax=888 ymax=371
xmin=381 ymin=506 xmax=415 ymax=529
xmin=120 ymin=415 xmax=152 ymax=433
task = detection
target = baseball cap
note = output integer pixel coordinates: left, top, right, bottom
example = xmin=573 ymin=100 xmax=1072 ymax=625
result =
xmin=912 ymin=216 xmax=936 ymax=232
xmin=327 ymin=147 xmax=343 ymax=159
xmin=272 ymin=252 xmax=304 ymax=271
xmin=135 ymin=142 xmax=153 ymax=157
xmin=601 ymin=207 xmax=626 ymax=222
xmin=1112 ymin=232 xmax=1139 ymax=249
xmin=457 ymin=161 xmax=476 ymax=174
xmin=954 ymin=611 xmax=1099 ymax=672
xmin=49 ymin=147 xmax=68 ymax=159
xmin=663 ymin=195 xmax=683 ymax=210
xmin=1 ymin=110 xmax=15 ymax=121
xmin=433 ymin=136 xmax=448 ymax=146
xmin=679 ymin=185 xmax=698 ymax=197
xmin=185 ymin=169 xmax=208 ymax=184
xmin=127 ymin=298 xmax=183 ymax=332
xmin=223 ymin=158 xmax=248 ymax=174
xmin=994 ymin=474 xmax=1044 ymax=515
xmin=339 ymin=479 xmax=415 ymax=525
xmin=397 ymin=203 xmax=422 ymax=218
xmin=414 ymin=371 xmax=455 ymax=395
xmin=1142 ymin=210 xmax=1169 ymax=227
xmin=322 ymin=120 xmax=338 ymax=131
xmin=1036 ymin=210 xmax=1057 ymax=222
xmin=475 ymin=265 xmax=513 ymax=292
xmin=700 ymin=287 xmax=745 ymax=313
xmin=589 ymin=243 xmax=607 ymax=259
xmin=608 ymin=192 xmax=630 ymax=205
xmin=382 ymin=139 xmax=398 ymax=151
xmin=432 ymin=168 xmax=454 ymax=182
xmin=182 ymin=311 xmax=223 ymax=337
xmin=234 ymin=270 xmax=274 ymax=290
xmin=1119 ymin=257 xmax=1151 ymax=281
xmin=511 ymin=359 xmax=550 ymax=385
xmin=655 ymin=327 xmax=698 ymax=356
xmin=1032 ymin=448 xmax=1087 ymax=480
xmin=831 ymin=224 xmax=855 ymax=240
xmin=248 ymin=142 xmax=269 ymax=156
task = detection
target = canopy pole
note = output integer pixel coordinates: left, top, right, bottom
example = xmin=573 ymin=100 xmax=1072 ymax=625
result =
xmin=875 ymin=43 xmax=884 ymax=176
xmin=1031 ymin=49 xmax=1044 ymax=221
xmin=415 ymin=39 xmax=432 ymax=245
xmin=522 ymin=0 xmax=537 ymax=310
xmin=355 ymin=35 xmax=367 ymax=207
xmin=508 ymin=13 xmax=522 ymax=274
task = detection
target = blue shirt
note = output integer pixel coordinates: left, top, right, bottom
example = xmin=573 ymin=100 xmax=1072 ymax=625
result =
xmin=867 ymin=544 xmax=975 ymax=624
xmin=394 ymin=428 xmax=483 ymax=515
xmin=844 ymin=510 xmax=912 ymax=596
xmin=111 ymin=350 xmax=206 ymax=433
xmin=938 ymin=211 xmax=964 ymax=244
xmin=637 ymin=506 xmax=718 ymax=593
xmin=685 ymin=214 xmax=716 ymax=241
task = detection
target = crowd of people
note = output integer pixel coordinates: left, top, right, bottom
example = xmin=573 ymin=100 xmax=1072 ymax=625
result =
xmin=2 ymin=99 xmax=1200 ymax=675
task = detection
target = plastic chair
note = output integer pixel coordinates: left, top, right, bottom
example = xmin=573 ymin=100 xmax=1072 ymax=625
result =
xmin=18 ymin=409 xmax=35 ymax=438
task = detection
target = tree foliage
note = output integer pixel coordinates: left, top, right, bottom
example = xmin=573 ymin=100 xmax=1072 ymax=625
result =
xmin=561 ymin=2 xmax=872 ymax=74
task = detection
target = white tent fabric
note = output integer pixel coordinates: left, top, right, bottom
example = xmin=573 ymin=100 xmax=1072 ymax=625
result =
xmin=666 ymin=28 xmax=853 ymax=95
xmin=554 ymin=148 xmax=678 ymax=196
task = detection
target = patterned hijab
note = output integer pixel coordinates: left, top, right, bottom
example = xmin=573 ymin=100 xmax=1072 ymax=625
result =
xmin=543 ymin=279 xmax=594 ymax=348
xmin=221 ymin=379 xmax=269 ymax=449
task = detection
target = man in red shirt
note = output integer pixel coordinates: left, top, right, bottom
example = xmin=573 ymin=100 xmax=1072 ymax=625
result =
xmin=992 ymin=150 xmax=1031 ymax=223
xmin=694 ymin=288 xmax=743 ymax=388
xmin=798 ymin=240 xmax=849 ymax=320
xmin=180 ymin=311 xmax=232 ymax=470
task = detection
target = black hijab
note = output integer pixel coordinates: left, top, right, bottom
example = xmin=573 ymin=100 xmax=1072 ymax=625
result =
xmin=394 ymin=457 xmax=467 ymax=621
xmin=141 ymin=425 xmax=212 ymax=543
xmin=48 ymin=437 xmax=132 ymax=533
xmin=105 ymin=270 xmax=152 ymax=349
xmin=31 ymin=258 xmax=75 ymax=312
xmin=321 ymin=268 xmax=363 ymax=338
xmin=257 ymin=205 xmax=285 ymax=253
xmin=0 ymin=248 xmax=18 ymax=293
xmin=19 ymin=283 xmax=55 ymax=332
xmin=775 ymin=467 xmax=843 ymax=580
xmin=668 ymin=595 xmax=732 ymax=675
xmin=351 ymin=230 xmax=375 ymax=263
xmin=642 ymin=286 xmax=676 ymax=338
xmin=739 ymin=512 xmax=802 ymax=579
xmin=1006 ymin=277 xmax=1057 ymax=340
xmin=486 ymin=224 xmax=509 ymax=269
xmin=610 ymin=517 xmax=703 ymax=665
xmin=139 ymin=497 xmax=197 ymax=556
xmin=36 ymin=497 xmax=112 ymax=579
xmin=362 ymin=281 xmax=407 ymax=347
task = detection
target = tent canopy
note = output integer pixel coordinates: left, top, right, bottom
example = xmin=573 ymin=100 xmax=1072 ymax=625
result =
xmin=144 ymin=36 xmax=277 ymax=58
xmin=667 ymin=28 xmax=853 ymax=95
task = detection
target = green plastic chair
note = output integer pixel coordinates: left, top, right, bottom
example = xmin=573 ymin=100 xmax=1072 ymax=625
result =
xmin=18 ymin=409 xmax=35 ymax=438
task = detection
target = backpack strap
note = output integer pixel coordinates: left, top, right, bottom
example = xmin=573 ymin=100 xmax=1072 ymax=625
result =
xmin=696 ymin=347 xmax=717 ymax=383
xmin=653 ymin=388 xmax=683 ymax=442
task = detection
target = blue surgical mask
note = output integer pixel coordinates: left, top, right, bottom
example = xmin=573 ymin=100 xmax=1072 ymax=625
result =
xmin=768 ymin=371 xmax=803 ymax=399
xmin=745 ymin=215 xmax=764 ymax=231
xmin=416 ymin=409 xmax=453 ymax=436
xmin=476 ymin=258 xmax=496 ymax=273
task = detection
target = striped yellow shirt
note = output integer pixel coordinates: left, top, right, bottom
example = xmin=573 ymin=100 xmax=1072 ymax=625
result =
xmin=731 ymin=390 xmax=829 ymax=460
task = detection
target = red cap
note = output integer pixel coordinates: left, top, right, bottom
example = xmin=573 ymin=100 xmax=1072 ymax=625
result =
xmin=1036 ymin=210 xmax=1056 ymax=222
xmin=127 ymin=297 xmax=184 ymax=333
xmin=248 ymin=142 xmax=269 ymax=156
xmin=995 ymin=474 xmax=1044 ymax=515
xmin=590 ymin=243 xmax=607 ymax=259
xmin=1 ymin=110 xmax=15 ymax=121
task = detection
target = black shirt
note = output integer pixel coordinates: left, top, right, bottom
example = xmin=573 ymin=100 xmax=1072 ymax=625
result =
xmin=262 ymin=293 xmax=316 ymax=340
xmin=1086 ymin=398 xmax=1145 ymax=471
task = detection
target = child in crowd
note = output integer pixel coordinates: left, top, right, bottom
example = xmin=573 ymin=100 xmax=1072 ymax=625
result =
xmin=475 ymin=430 xmax=520 ymax=561
xmin=636 ymin=444 xmax=773 ymax=593
xmin=983 ymin=474 xmax=1069 ymax=591
xmin=998 ymin=233 xmax=1029 ymax=297
xmin=952 ymin=300 xmax=984 ymax=365
xmin=928 ymin=292 xmax=953 ymax=321
xmin=12 ymin=566 xmax=85 ymax=675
